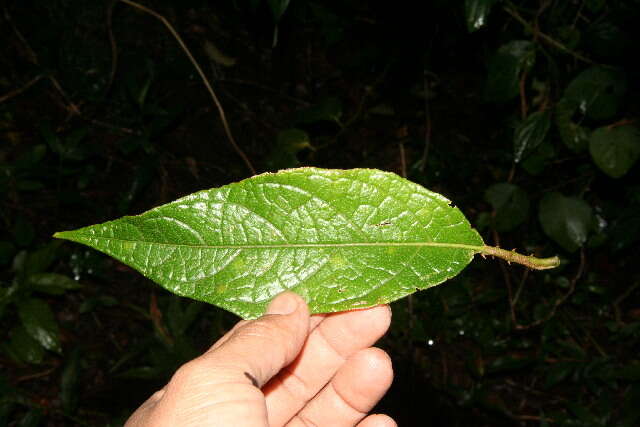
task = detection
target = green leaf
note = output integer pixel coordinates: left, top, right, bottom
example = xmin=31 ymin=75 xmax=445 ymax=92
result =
xmin=268 ymin=0 xmax=290 ymax=23
xmin=0 ymin=241 xmax=16 ymax=267
xmin=564 ymin=66 xmax=627 ymax=121
xmin=555 ymin=26 xmax=581 ymax=50
xmin=17 ymin=409 xmax=43 ymax=427
xmin=54 ymin=168 xmax=558 ymax=319
xmin=14 ymin=144 xmax=47 ymax=171
xmin=18 ymin=242 xmax=60 ymax=278
xmin=60 ymin=348 xmax=80 ymax=414
xmin=295 ymin=97 xmax=343 ymax=125
xmin=17 ymin=298 xmax=62 ymax=354
xmin=522 ymin=141 xmax=556 ymax=175
xmin=589 ymin=125 xmax=640 ymax=178
xmin=513 ymin=111 xmax=551 ymax=163
xmin=277 ymin=128 xmax=311 ymax=152
xmin=484 ymin=183 xmax=530 ymax=232
xmin=464 ymin=0 xmax=498 ymax=32
xmin=544 ymin=362 xmax=575 ymax=389
xmin=487 ymin=355 xmax=535 ymax=374
xmin=2 ymin=326 xmax=45 ymax=365
xmin=555 ymin=97 xmax=589 ymax=152
xmin=585 ymin=0 xmax=605 ymax=12
xmin=29 ymin=273 xmax=82 ymax=295
xmin=585 ymin=20 xmax=627 ymax=60
xmin=483 ymin=40 xmax=535 ymax=103
xmin=79 ymin=295 xmax=118 ymax=314
xmin=12 ymin=217 xmax=35 ymax=248
xmin=539 ymin=192 xmax=594 ymax=252
xmin=265 ymin=128 xmax=312 ymax=170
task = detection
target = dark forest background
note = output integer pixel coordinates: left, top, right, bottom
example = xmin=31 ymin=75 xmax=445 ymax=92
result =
xmin=1 ymin=0 xmax=639 ymax=425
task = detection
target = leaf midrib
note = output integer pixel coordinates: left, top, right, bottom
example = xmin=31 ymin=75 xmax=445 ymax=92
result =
xmin=54 ymin=232 xmax=482 ymax=252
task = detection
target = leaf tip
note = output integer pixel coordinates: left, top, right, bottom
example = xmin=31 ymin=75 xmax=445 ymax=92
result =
xmin=53 ymin=231 xmax=73 ymax=241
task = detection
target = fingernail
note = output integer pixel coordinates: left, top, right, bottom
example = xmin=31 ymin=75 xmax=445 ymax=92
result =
xmin=266 ymin=292 xmax=299 ymax=315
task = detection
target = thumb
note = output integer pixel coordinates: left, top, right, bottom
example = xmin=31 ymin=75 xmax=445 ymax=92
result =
xmin=125 ymin=293 xmax=310 ymax=427
xmin=204 ymin=291 xmax=310 ymax=387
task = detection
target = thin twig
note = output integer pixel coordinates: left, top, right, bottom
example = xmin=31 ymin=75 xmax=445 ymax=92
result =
xmin=0 ymin=74 xmax=43 ymax=104
xmin=48 ymin=77 xmax=81 ymax=115
xmin=503 ymin=5 xmax=595 ymax=65
xmin=512 ymin=268 xmax=529 ymax=306
xmin=217 ymin=78 xmax=310 ymax=106
xmin=218 ymin=87 xmax=277 ymax=131
xmin=3 ymin=5 xmax=37 ymax=63
xmin=613 ymin=280 xmax=640 ymax=325
xmin=86 ymin=118 xmax=137 ymax=135
xmin=149 ymin=293 xmax=174 ymax=346
xmin=607 ymin=118 xmax=636 ymax=130
xmin=519 ymin=68 xmax=528 ymax=119
xmin=507 ymin=163 xmax=516 ymax=182
xmin=493 ymin=230 xmax=518 ymax=326
xmin=16 ymin=367 xmax=57 ymax=383
xmin=513 ymin=414 xmax=555 ymax=423
xmin=399 ymin=142 xmax=407 ymax=179
xmin=105 ymin=0 xmax=119 ymax=96
xmin=516 ymin=249 xmax=585 ymax=330
xmin=4 ymin=6 xmax=83 ymax=116
xmin=118 ymin=0 xmax=256 ymax=175
xmin=419 ymin=69 xmax=433 ymax=173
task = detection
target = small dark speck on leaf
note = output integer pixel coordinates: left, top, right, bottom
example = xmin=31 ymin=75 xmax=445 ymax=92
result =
xmin=244 ymin=371 xmax=259 ymax=387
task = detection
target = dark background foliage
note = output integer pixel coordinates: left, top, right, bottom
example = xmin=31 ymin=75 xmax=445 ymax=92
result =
xmin=1 ymin=0 xmax=639 ymax=425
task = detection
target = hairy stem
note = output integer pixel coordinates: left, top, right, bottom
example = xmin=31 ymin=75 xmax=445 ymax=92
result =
xmin=479 ymin=245 xmax=560 ymax=270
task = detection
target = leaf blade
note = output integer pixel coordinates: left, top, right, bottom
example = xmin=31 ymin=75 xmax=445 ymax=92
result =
xmin=589 ymin=125 xmax=640 ymax=178
xmin=17 ymin=298 xmax=62 ymax=354
xmin=538 ymin=192 xmax=594 ymax=252
xmin=55 ymin=168 xmax=485 ymax=319
xmin=464 ymin=0 xmax=498 ymax=33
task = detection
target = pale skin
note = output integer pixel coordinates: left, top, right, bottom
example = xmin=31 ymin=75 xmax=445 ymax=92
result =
xmin=126 ymin=292 xmax=396 ymax=427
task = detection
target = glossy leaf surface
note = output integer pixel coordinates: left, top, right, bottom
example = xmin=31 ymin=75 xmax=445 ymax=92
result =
xmin=589 ymin=125 xmax=640 ymax=178
xmin=17 ymin=298 xmax=62 ymax=354
xmin=3 ymin=326 xmax=45 ymax=365
xmin=564 ymin=66 xmax=627 ymax=121
xmin=485 ymin=183 xmax=529 ymax=232
xmin=55 ymin=168 xmax=484 ymax=319
xmin=556 ymin=97 xmax=589 ymax=152
xmin=539 ymin=192 xmax=593 ymax=252
xmin=513 ymin=111 xmax=551 ymax=163
xmin=484 ymin=41 xmax=535 ymax=103
xmin=268 ymin=0 xmax=290 ymax=23
xmin=464 ymin=0 xmax=498 ymax=32
xmin=29 ymin=273 xmax=81 ymax=295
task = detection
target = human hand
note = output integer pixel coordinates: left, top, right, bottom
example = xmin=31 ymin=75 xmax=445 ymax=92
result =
xmin=126 ymin=292 xmax=396 ymax=426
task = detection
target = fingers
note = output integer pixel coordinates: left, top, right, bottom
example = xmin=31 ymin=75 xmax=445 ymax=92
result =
xmin=264 ymin=304 xmax=392 ymax=425
xmin=128 ymin=292 xmax=310 ymax=427
xmin=287 ymin=347 xmax=394 ymax=427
